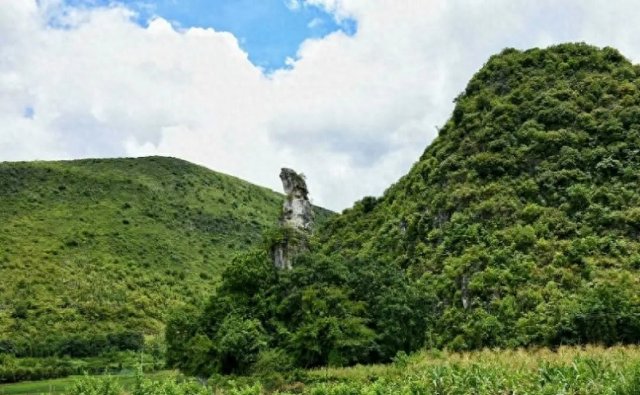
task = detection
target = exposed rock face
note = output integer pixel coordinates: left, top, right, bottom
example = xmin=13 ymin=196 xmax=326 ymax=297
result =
xmin=280 ymin=168 xmax=313 ymax=231
xmin=272 ymin=168 xmax=313 ymax=270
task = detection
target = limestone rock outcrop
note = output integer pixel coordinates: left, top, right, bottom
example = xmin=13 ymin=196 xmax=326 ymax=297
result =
xmin=272 ymin=168 xmax=313 ymax=270
xmin=280 ymin=168 xmax=313 ymax=231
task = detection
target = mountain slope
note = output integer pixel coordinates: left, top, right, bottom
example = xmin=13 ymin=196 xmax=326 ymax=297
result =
xmin=0 ymin=156 xmax=329 ymax=355
xmin=317 ymin=43 xmax=640 ymax=349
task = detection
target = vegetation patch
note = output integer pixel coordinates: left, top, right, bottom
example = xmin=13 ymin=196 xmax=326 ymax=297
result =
xmin=0 ymin=155 xmax=331 ymax=380
xmin=168 ymin=43 xmax=640 ymax=377
xmin=48 ymin=346 xmax=640 ymax=394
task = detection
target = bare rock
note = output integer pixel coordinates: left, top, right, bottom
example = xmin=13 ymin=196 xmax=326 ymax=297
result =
xmin=272 ymin=168 xmax=314 ymax=270
xmin=280 ymin=168 xmax=313 ymax=231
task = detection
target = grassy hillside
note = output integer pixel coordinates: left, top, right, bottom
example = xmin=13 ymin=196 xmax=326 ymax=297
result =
xmin=0 ymin=156 xmax=329 ymax=358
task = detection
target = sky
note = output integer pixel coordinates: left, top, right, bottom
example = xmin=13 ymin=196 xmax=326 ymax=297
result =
xmin=59 ymin=0 xmax=356 ymax=70
xmin=3 ymin=1 xmax=640 ymax=210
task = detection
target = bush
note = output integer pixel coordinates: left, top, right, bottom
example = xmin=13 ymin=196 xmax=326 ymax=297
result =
xmin=67 ymin=375 xmax=121 ymax=395
xmin=214 ymin=316 xmax=267 ymax=374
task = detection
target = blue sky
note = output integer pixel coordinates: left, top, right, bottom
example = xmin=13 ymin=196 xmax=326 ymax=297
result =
xmin=62 ymin=0 xmax=356 ymax=70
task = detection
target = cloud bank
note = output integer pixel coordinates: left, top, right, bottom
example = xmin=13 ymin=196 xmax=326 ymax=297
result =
xmin=3 ymin=0 xmax=640 ymax=210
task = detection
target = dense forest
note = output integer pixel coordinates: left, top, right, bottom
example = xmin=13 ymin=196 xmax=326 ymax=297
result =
xmin=167 ymin=43 xmax=640 ymax=377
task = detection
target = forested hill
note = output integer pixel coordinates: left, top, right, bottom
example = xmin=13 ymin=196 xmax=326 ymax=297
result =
xmin=316 ymin=43 xmax=640 ymax=349
xmin=165 ymin=44 xmax=640 ymax=378
xmin=0 ymin=156 xmax=329 ymax=356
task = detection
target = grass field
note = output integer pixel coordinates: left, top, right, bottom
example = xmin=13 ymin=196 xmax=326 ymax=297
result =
xmin=0 ymin=371 xmax=176 ymax=395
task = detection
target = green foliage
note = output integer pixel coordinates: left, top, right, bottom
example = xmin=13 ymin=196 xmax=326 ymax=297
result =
xmin=0 ymin=156 xmax=331 ymax=378
xmin=167 ymin=248 xmax=429 ymax=375
xmin=0 ymin=157 xmax=281 ymax=344
xmin=129 ymin=368 xmax=208 ymax=395
xmin=214 ymin=316 xmax=267 ymax=374
xmin=66 ymin=374 xmax=121 ymax=395
xmin=0 ymin=351 xmax=161 ymax=384
xmin=56 ymin=346 xmax=640 ymax=395
xmin=314 ymin=43 xmax=640 ymax=351
xmin=63 ymin=370 xmax=208 ymax=395
xmin=288 ymin=346 xmax=640 ymax=395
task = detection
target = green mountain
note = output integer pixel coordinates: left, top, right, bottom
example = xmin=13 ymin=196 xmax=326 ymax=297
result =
xmin=0 ymin=156 xmax=329 ymax=358
xmin=167 ymin=43 xmax=640 ymax=378
xmin=317 ymin=43 xmax=640 ymax=349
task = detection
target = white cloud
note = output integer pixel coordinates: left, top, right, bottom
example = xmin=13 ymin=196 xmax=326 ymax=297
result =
xmin=2 ymin=0 xmax=640 ymax=210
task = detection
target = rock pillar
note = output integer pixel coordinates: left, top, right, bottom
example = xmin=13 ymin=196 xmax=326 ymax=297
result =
xmin=272 ymin=168 xmax=313 ymax=269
